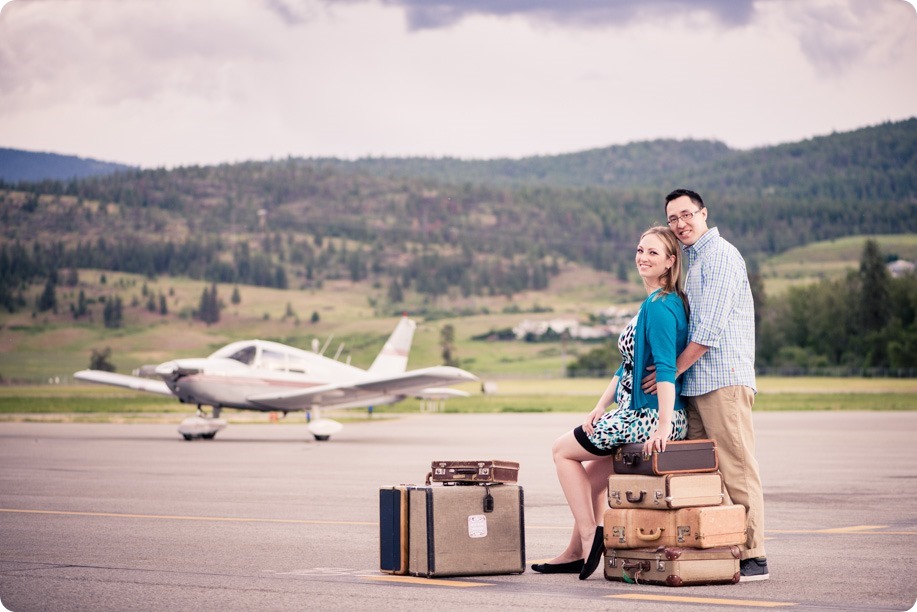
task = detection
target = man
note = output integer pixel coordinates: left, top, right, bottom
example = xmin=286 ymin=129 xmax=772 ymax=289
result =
xmin=644 ymin=188 xmax=768 ymax=581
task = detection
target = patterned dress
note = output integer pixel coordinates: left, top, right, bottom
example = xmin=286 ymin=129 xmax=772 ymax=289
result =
xmin=585 ymin=313 xmax=688 ymax=452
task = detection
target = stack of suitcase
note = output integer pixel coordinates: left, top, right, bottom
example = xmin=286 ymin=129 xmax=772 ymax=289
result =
xmin=379 ymin=460 xmax=526 ymax=578
xmin=603 ymin=439 xmax=747 ymax=586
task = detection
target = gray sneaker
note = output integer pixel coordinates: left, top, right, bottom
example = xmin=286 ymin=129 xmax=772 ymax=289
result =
xmin=740 ymin=557 xmax=769 ymax=582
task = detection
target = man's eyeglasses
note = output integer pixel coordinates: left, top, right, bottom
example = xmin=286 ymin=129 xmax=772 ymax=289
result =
xmin=667 ymin=210 xmax=700 ymax=226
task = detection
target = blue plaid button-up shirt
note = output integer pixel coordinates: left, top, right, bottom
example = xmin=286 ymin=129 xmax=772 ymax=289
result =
xmin=682 ymin=227 xmax=757 ymax=396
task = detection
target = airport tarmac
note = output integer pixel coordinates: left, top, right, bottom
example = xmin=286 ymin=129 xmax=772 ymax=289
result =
xmin=0 ymin=411 xmax=915 ymax=611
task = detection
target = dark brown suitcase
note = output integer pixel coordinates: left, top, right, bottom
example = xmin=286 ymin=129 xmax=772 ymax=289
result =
xmin=613 ymin=439 xmax=718 ymax=475
xmin=604 ymin=545 xmax=741 ymax=586
xmin=408 ymin=484 xmax=525 ymax=577
xmin=428 ymin=460 xmax=520 ymax=485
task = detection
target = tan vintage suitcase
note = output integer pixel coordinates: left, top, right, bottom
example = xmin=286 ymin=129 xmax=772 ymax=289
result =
xmin=408 ymin=484 xmax=526 ymax=577
xmin=613 ymin=439 xmax=718 ymax=475
xmin=603 ymin=504 xmax=746 ymax=549
xmin=607 ymin=473 xmax=725 ymax=509
xmin=428 ymin=460 xmax=520 ymax=485
xmin=605 ymin=545 xmax=741 ymax=586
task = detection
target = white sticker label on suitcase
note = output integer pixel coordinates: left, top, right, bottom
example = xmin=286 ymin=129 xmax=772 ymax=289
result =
xmin=468 ymin=515 xmax=487 ymax=538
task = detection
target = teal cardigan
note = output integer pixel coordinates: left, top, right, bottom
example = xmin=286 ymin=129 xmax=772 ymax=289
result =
xmin=614 ymin=289 xmax=689 ymax=412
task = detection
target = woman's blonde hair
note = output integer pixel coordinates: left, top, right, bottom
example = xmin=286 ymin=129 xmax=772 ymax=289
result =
xmin=641 ymin=226 xmax=688 ymax=314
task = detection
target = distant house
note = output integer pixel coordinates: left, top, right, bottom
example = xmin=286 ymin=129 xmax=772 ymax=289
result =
xmin=887 ymin=259 xmax=915 ymax=278
xmin=513 ymin=318 xmax=614 ymax=341
xmin=595 ymin=306 xmax=639 ymax=334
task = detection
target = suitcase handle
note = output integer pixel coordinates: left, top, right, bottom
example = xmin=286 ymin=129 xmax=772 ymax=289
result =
xmin=623 ymin=560 xmax=650 ymax=572
xmin=621 ymin=452 xmax=651 ymax=466
xmin=636 ymin=527 xmax=664 ymax=541
xmin=625 ymin=490 xmax=646 ymax=503
xmin=451 ymin=468 xmax=479 ymax=475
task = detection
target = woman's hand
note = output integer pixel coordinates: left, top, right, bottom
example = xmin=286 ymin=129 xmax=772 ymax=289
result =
xmin=642 ymin=419 xmax=673 ymax=455
xmin=582 ymin=404 xmax=606 ymax=437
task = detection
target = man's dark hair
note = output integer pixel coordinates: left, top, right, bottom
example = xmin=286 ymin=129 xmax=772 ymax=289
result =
xmin=665 ymin=188 xmax=705 ymax=211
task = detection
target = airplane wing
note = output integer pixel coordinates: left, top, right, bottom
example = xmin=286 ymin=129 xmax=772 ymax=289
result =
xmin=74 ymin=370 xmax=175 ymax=396
xmin=246 ymin=365 xmax=477 ymax=410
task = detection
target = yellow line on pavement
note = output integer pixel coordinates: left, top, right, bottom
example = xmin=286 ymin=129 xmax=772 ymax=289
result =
xmin=0 ymin=508 xmax=375 ymax=526
xmin=608 ymin=594 xmax=797 ymax=607
xmin=769 ymin=525 xmax=917 ymax=535
xmin=365 ymin=575 xmax=492 ymax=588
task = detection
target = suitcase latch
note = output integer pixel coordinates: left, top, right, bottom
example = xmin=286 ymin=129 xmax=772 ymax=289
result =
xmin=613 ymin=526 xmax=626 ymax=544
xmin=677 ymin=525 xmax=691 ymax=543
xmin=610 ymin=491 xmax=621 ymax=505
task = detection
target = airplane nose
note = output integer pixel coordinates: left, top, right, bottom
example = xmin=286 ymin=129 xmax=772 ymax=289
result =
xmin=155 ymin=361 xmax=202 ymax=380
xmin=155 ymin=362 xmax=179 ymax=380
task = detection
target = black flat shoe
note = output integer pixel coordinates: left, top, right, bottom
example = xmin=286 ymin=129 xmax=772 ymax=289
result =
xmin=531 ymin=559 xmax=585 ymax=574
xmin=579 ymin=527 xmax=605 ymax=580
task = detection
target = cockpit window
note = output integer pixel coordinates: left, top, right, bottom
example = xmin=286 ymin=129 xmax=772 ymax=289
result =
xmin=261 ymin=349 xmax=287 ymax=370
xmin=228 ymin=345 xmax=257 ymax=365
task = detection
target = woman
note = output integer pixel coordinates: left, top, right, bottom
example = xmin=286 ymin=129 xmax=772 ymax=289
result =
xmin=533 ymin=226 xmax=690 ymax=580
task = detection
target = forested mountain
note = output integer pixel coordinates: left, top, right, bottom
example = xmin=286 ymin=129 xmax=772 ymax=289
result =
xmin=1 ymin=119 xmax=915 ymax=314
xmin=0 ymin=148 xmax=133 ymax=183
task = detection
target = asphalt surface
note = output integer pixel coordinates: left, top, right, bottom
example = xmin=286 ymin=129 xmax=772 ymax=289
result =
xmin=1 ymin=411 xmax=915 ymax=611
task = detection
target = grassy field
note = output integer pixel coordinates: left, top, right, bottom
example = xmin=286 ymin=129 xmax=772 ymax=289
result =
xmin=0 ymin=376 xmax=912 ymax=424
xmin=759 ymin=234 xmax=917 ymax=295
xmin=0 ymin=234 xmax=914 ymax=386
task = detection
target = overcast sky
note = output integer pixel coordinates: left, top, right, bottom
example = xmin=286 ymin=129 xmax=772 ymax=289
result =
xmin=1 ymin=0 xmax=915 ymax=168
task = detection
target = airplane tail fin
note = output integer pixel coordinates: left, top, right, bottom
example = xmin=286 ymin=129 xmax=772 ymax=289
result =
xmin=367 ymin=317 xmax=416 ymax=375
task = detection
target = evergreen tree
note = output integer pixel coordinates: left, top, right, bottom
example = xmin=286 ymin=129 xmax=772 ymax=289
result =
xmin=197 ymin=283 xmax=220 ymax=325
xmin=387 ymin=278 xmax=404 ymax=303
xmin=37 ymin=276 xmax=57 ymax=312
xmin=859 ymin=239 xmax=891 ymax=333
xmin=440 ymin=324 xmax=458 ymax=367
xmin=103 ymin=296 xmax=123 ymax=328
xmin=89 ymin=347 xmax=116 ymax=372
xmin=231 ymin=286 xmax=241 ymax=305
xmin=158 ymin=293 xmax=168 ymax=315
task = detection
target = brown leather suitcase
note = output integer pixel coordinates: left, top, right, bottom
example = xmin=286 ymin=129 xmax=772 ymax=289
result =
xmin=613 ymin=439 xmax=717 ymax=475
xmin=428 ymin=460 xmax=520 ymax=485
xmin=603 ymin=504 xmax=746 ymax=549
xmin=408 ymin=484 xmax=525 ymax=577
xmin=607 ymin=473 xmax=725 ymax=509
xmin=605 ymin=545 xmax=741 ymax=586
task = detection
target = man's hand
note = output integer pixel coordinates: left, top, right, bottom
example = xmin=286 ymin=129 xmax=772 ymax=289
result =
xmin=641 ymin=365 xmax=657 ymax=395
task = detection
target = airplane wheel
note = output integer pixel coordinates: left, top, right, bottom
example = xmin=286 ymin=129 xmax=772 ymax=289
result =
xmin=182 ymin=434 xmax=194 ymax=441
xmin=201 ymin=432 xmax=216 ymax=439
xmin=313 ymin=434 xmax=331 ymax=441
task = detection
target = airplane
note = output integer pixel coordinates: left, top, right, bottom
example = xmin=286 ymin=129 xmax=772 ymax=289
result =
xmin=74 ymin=317 xmax=478 ymax=441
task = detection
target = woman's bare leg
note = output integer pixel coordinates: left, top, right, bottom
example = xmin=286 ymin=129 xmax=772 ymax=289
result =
xmin=544 ymin=456 xmax=615 ymax=564
xmin=551 ymin=431 xmax=605 ymax=562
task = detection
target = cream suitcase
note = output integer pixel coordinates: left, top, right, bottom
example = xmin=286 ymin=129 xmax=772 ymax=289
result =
xmin=607 ymin=473 xmax=725 ymax=509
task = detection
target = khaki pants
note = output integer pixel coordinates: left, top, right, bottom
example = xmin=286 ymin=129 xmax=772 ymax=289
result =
xmin=687 ymin=386 xmax=766 ymax=560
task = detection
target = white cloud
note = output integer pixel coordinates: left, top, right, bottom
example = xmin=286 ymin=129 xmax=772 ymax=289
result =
xmin=0 ymin=0 xmax=914 ymax=167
